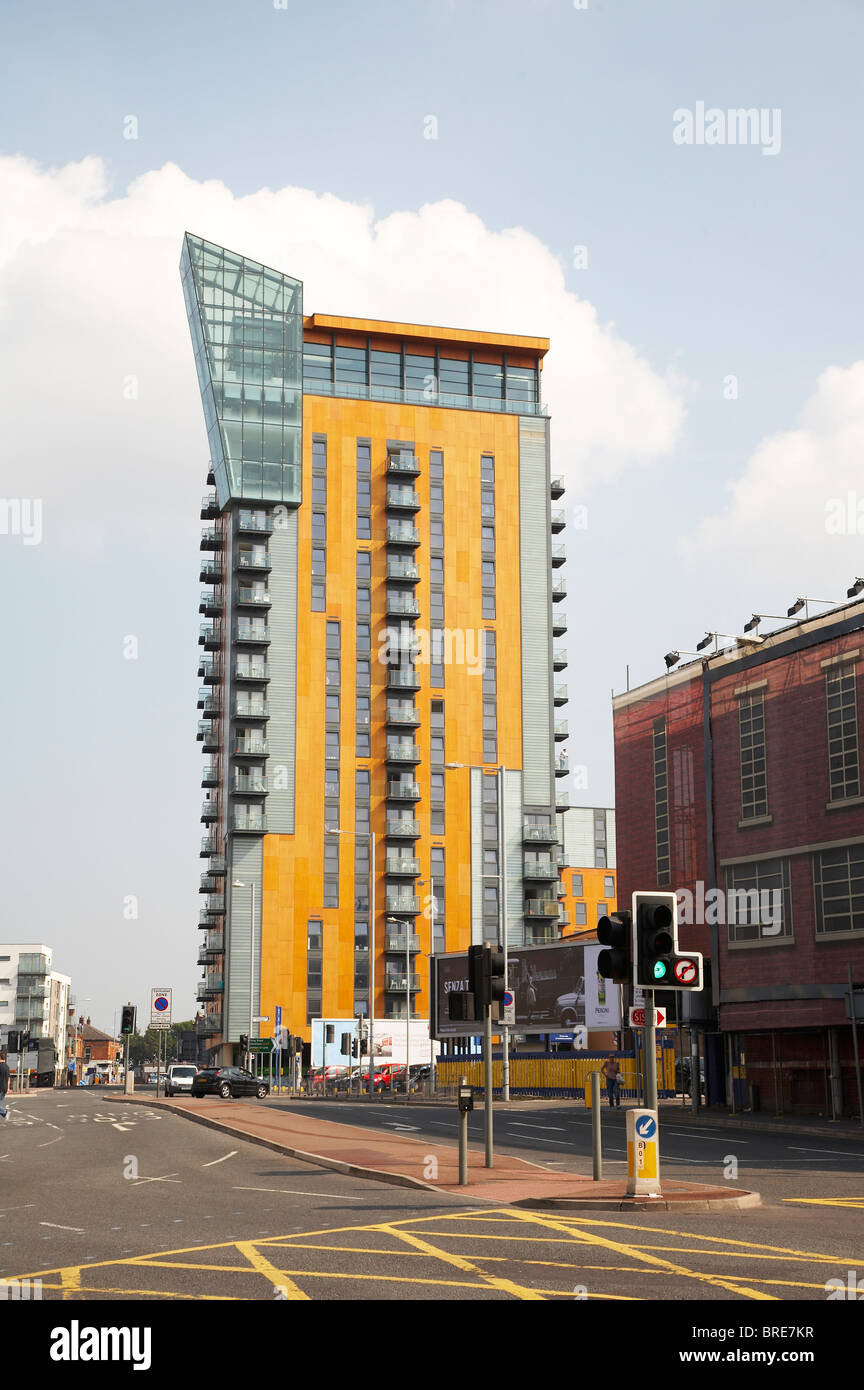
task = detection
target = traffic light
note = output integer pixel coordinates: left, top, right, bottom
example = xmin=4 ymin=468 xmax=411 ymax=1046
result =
xmin=7 ymin=1030 xmax=20 ymax=1053
xmin=633 ymin=891 xmax=703 ymax=992
xmin=325 ymin=1024 xmax=335 ymax=1044
xmin=468 ymin=944 xmax=506 ymax=1012
xmin=340 ymin=1031 xmax=351 ymax=1055
xmin=239 ymin=1033 xmax=249 ymax=1050
xmin=597 ymin=911 xmax=633 ymax=983
xmin=120 ymin=1004 xmax=136 ymax=1036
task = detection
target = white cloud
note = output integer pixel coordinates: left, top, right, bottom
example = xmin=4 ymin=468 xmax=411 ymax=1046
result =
xmin=0 ymin=156 xmax=685 ymax=537
xmin=682 ymin=362 xmax=864 ymax=594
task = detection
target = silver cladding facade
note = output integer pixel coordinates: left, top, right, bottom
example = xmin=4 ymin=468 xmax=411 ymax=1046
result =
xmin=226 ymin=838 xmax=263 ymax=1041
xmin=266 ymin=510 xmax=298 ymax=833
xmin=518 ymin=416 xmax=555 ymax=808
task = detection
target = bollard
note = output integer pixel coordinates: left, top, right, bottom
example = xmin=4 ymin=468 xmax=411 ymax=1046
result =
xmin=591 ymin=1071 xmax=602 ymax=1179
xmin=457 ymin=1076 xmax=473 ymax=1186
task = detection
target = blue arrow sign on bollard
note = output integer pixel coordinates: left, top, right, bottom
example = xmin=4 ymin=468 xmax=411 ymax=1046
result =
xmin=635 ymin=1114 xmax=657 ymax=1140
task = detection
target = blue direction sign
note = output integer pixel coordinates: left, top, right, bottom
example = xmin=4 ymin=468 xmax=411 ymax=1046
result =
xmin=635 ymin=1114 xmax=657 ymax=1140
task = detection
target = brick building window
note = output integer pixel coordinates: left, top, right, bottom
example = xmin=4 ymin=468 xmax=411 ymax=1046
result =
xmin=814 ymin=844 xmax=864 ymax=935
xmin=738 ymin=691 xmax=768 ymax=820
xmin=725 ymin=858 xmax=792 ymax=944
xmin=826 ymin=665 xmax=860 ymax=802
xmin=653 ymin=718 xmax=670 ymax=885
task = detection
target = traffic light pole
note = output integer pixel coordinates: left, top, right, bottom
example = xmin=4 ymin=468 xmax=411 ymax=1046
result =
xmin=644 ymin=988 xmax=658 ymax=1112
xmin=484 ymin=1003 xmax=494 ymax=1168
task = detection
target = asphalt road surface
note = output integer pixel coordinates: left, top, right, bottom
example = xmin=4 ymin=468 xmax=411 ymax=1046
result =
xmin=1 ymin=1089 xmax=862 ymax=1304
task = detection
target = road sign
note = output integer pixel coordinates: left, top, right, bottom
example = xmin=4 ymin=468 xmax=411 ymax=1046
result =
xmin=252 ymin=1015 xmax=270 ymax=1023
xmin=150 ymin=988 xmax=172 ymax=1030
xmin=249 ymin=1037 xmax=273 ymax=1053
xmin=274 ymin=1005 xmax=282 ymax=1048
xmin=629 ymin=1006 xmax=667 ymax=1028
xmin=502 ymin=989 xmax=515 ymax=1026
xmin=673 ymin=958 xmax=698 ymax=985
xmin=627 ymin=1107 xmax=661 ymax=1196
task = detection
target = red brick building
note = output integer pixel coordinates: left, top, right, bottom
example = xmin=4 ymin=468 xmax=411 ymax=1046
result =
xmin=613 ymin=598 xmax=864 ymax=1116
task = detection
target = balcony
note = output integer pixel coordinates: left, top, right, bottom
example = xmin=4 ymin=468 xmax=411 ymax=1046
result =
xmin=385 ymin=892 xmax=420 ymax=914
xmin=387 ymin=451 xmax=420 ymax=477
xmin=202 ymin=765 xmax=219 ymax=790
xmin=234 ymin=551 xmax=272 ymax=575
xmin=196 ymin=977 xmax=224 ymax=1001
xmin=204 ymin=1011 xmax=222 ymax=1033
xmin=550 ymin=508 xmax=566 ymax=533
xmin=199 ymin=931 xmax=224 ymax=961
xmin=200 ymin=835 xmax=219 ymax=857
xmin=233 ymin=698 xmax=269 ymax=719
xmin=386 ymin=558 xmax=420 ymax=582
xmin=387 ymin=666 xmax=420 ymax=691
xmin=386 ymin=523 xmax=420 ymax=547
xmin=199 ymin=558 xmax=221 ymax=583
xmin=231 ymin=813 xmax=267 ymax=833
xmin=555 ymin=753 xmax=569 ymax=777
xmin=201 ymin=493 xmax=219 ymax=520
xmin=234 ymin=621 xmax=270 ymax=645
xmin=385 ymin=931 xmax=421 ymax=953
xmin=386 ymin=740 xmax=421 ymax=764
xmin=200 ymin=527 xmax=222 ymax=551
xmin=524 ymin=899 xmax=563 ymax=920
xmin=523 ymin=824 xmax=558 ymax=844
xmin=551 ymin=477 xmax=565 ymax=499
xmin=199 ymin=622 xmax=222 ymax=649
xmin=198 ymin=656 xmax=222 ymax=683
xmin=234 ymin=659 xmax=269 ymax=682
xmin=206 ymin=894 xmax=226 ymax=914
xmin=385 ymin=856 xmax=420 ymax=877
xmin=554 ymin=684 xmax=568 ymax=706
xmin=234 ymin=587 xmax=271 ymax=609
xmin=554 ymin=720 xmax=568 ymax=741
xmin=208 ymin=856 xmax=226 ymax=875
xmin=237 ymin=511 xmax=275 ymax=535
xmin=197 ymin=691 xmax=221 ymax=715
xmin=386 ymin=594 xmax=420 ymax=618
xmin=198 ymin=723 xmax=219 ymax=750
xmin=234 ymin=736 xmax=268 ymax=757
xmin=386 ymin=818 xmax=420 ymax=838
xmin=523 ymin=861 xmax=559 ymax=879
xmin=551 ymin=544 xmax=566 ymax=568
xmin=387 ymin=781 xmax=420 ymax=802
xmin=556 ymin=791 xmax=570 ymax=811
xmin=200 ymin=874 xmax=219 ymax=895
xmin=385 ymin=973 xmax=421 ymax=993
xmin=386 ymin=487 xmax=421 ymax=512
xmin=201 ymin=800 xmax=218 ymax=822
xmin=386 ymin=703 xmax=420 ymax=727
xmin=552 ymin=612 xmax=568 ymax=637
xmin=552 ymin=578 xmax=566 ymax=602
xmin=199 ymin=589 xmax=223 ymax=616
xmin=233 ymin=773 xmax=267 ymax=795
xmin=199 ymin=910 xmax=220 ymax=929
xmin=553 ymin=648 xmax=568 ymax=670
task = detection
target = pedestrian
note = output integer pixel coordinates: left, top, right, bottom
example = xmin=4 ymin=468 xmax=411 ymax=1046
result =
xmin=0 ymin=1050 xmax=9 ymax=1119
xmin=601 ymin=1053 xmax=622 ymax=1108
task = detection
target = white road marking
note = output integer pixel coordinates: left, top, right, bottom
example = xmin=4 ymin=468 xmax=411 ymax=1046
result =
xmin=40 ymin=1222 xmax=85 ymax=1233
xmin=38 ymin=1136 xmax=63 ymax=1148
xmin=233 ymin=1185 xmax=365 ymax=1200
xmin=130 ymin=1173 xmax=181 ymax=1186
xmin=201 ymin=1150 xmax=239 ymax=1167
xmin=666 ymin=1131 xmax=750 ymax=1143
xmin=508 ymin=1122 xmax=567 ymax=1132
xmin=790 ymin=1146 xmax=864 ymax=1157
xmin=112 ymin=1124 xmax=131 ymax=1132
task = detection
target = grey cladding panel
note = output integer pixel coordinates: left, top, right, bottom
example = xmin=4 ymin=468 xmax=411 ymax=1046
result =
xmin=519 ymin=418 xmax=554 ymax=807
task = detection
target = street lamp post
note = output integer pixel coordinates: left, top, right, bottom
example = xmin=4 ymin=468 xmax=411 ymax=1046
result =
xmin=328 ymin=828 xmax=376 ymax=1099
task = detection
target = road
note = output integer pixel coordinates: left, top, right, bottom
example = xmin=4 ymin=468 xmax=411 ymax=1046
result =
xmin=1 ymin=1089 xmax=862 ymax=1304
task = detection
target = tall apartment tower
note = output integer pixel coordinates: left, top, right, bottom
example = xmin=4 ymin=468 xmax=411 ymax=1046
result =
xmin=182 ymin=234 xmax=568 ymax=1061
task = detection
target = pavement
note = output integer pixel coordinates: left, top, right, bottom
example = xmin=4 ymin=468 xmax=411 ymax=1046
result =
xmin=105 ymin=1092 xmax=760 ymax=1210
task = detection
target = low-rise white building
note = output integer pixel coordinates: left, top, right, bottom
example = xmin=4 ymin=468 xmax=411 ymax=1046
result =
xmin=0 ymin=944 xmax=71 ymax=1071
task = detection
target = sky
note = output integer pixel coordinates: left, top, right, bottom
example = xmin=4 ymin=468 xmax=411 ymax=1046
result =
xmin=1 ymin=0 xmax=863 ymax=1029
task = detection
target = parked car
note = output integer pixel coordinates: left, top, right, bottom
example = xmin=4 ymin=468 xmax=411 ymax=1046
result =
xmin=165 ymin=1064 xmax=198 ymax=1098
xmin=191 ymin=1066 xmax=269 ymax=1099
xmin=305 ymin=1065 xmax=349 ymax=1095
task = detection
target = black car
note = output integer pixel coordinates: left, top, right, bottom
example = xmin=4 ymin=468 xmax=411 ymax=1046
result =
xmin=191 ymin=1066 xmax=269 ymax=1100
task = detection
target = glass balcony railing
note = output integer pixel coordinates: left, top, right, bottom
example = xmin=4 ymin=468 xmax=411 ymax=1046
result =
xmin=233 ymin=774 xmax=267 ymax=794
xmin=200 ymin=558 xmax=221 ymax=582
xmin=386 ymin=559 xmax=420 ymax=581
xmin=235 ymin=587 xmax=271 ymax=608
xmin=201 ymin=493 xmax=219 ymax=519
xmin=206 ymin=895 xmax=226 ymax=913
xmin=234 ymin=736 xmax=268 ymax=756
xmin=552 ymin=578 xmax=567 ymax=601
xmin=235 ymin=552 xmax=272 ymax=573
xmin=553 ymin=648 xmax=568 ymax=669
xmin=234 ymin=698 xmax=269 ymax=718
xmin=200 ymin=527 xmax=222 ymax=550
xmin=523 ymin=899 xmax=563 ymax=919
xmin=551 ymin=544 xmax=566 ymax=567
xmin=386 ymin=452 xmax=420 ymax=476
xmin=552 ymin=612 xmax=568 ymax=635
xmin=387 ymin=781 xmax=420 ymax=801
xmin=556 ymin=790 xmax=570 ymax=810
xmin=386 ymin=705 xmax=420 ymax=726
xmin=386 ymin=595 xmax=420 ymax=617
xmin=385 ymin=892 xmax=420 ymax=914
xmin=385 ymin=857 xmax=420 ymax=876
xmin=551 ymin=508 xmax=566 ymax=532
xmin=234 ymin=622 xmax=270 ymax=644
xmin=523 ymin=862 xmax=559 ymax=879
xmin=551 ymin=477 xmax=565 ymax=498
xmin=198 ymin=723 xmax=219 ymax=747
xmin=385 ymin=973 xmax=421 ymax=992
xmin=231 ymin=813 xmax=266 ymax=832
xmin=386 ymin=488 xmax=421 ymax=511
xmin=555 ymin=754 xmax=569 ymax=776
xmin=387 ymin=667 xmax=420 ymax=690
xmin=199 ymin=589 xmax=224 ymax=615
xmin=305 ymin=377 xmax=547 ymax=417
xmin=523 ymin=825 xmax=558 ymax=844
xmin=386 ymin=818 xmax=420 ymax=837
xmin=237 ymin=511 xmax=275 ymax=535
xmin=554 ymin=720 xmax=568 ymax=740
xmin=199 ymin=622 xmax=221 ymax=648
xmin=385 ymin=932 xmax=421 ymax=953
xmin=201 ymin=801 xmax=218 ymax=820
xmin=386 ymin=524 xmax=420 ymax=546
xmin=554 ymin=684 xmax=568 ymax=704
xmin=386 ymin=741 xmax=421 ymax=763
xmin=200 ymin=835 xmax=219 ymax=856
xmin=234 ymin=660 xmax=269 ymax=681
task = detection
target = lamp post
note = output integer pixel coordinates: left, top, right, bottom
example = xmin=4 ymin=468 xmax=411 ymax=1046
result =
xmin=327 ymin=828 xmax=376 ymax=1099
xmin=232 ymin=879 xmax=256 ymax=1071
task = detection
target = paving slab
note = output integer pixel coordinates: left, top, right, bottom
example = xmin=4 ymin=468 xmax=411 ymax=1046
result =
xmin=106 ymin=1093 xmax=760 ymax=1211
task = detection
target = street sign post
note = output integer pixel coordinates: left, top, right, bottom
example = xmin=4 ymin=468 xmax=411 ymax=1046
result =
xmin=274 ymin=1005 xmax=282 ymax=1093
xmin=502 ymin=990 xmax=516 ymax=1027
xmin=629 ymin=1006 xmax=667 ymax=1029
xmin=249 ymin=1037 xmax=273 ymax=1054
xmin=150 ymin=989 xmax=172 ymax=1030
xmin=626 ymin=1108 xmax=661 ymax=1197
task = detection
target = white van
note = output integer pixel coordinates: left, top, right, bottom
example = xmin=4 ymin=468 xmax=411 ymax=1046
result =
xmin=165 ymin=1064 xmax=198 ymax=1097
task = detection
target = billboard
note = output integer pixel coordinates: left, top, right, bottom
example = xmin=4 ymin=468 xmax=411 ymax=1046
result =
xmin=431 ymin=939 xmax=621 ymax=1038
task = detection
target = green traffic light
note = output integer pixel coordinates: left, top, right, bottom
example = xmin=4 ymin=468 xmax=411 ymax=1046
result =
xmin=653 ymin=960 xmax=668 ymax=980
